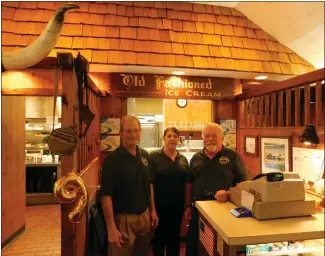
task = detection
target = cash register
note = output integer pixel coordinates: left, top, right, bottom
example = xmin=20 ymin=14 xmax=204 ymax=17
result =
xmin=237 ymin=172 xmax=305 ymax=202
xmin=230 ymin=172 xmax=315 ymax=219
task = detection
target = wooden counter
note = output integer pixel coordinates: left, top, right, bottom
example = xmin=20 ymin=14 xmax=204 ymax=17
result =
xmin=196 ymin=200 xmax=324 ymax=255
xmin=26 ymin=163 xmax=61 ymax=167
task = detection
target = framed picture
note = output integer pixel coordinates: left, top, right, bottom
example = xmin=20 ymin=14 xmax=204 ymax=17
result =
xmin=260 ymin=136 xmax=291 ymax=173
xmin=244 ymin=136 xmax=258 ymax=157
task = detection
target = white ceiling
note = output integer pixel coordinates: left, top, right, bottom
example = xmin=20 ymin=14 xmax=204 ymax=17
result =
xmin=196 ymin=1 xmax=325 ymax=69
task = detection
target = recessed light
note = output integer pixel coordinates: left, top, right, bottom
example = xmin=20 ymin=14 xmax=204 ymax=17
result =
xmin=172 ymin=71 xmax=185 ymax=75
xmin=255 ymin=75 xmax=268 ymax=80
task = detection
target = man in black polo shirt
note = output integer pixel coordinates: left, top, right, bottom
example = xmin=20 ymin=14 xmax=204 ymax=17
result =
xmin=100 ymin=115 xmax=159 ymax=256
xmin=184 ymin=123 xmax=250 ymax=256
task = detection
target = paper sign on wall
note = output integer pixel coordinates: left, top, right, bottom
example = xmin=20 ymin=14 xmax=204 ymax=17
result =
xmin=292 ymin=147 xmax=324 ymax=182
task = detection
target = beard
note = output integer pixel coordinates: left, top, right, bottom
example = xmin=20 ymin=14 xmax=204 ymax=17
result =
xmin=206 ymin=143 xmax=217 ymax=153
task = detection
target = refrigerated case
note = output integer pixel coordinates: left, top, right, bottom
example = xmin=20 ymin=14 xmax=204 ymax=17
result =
xmin=137 ymin=115 xmax=163 ymax=148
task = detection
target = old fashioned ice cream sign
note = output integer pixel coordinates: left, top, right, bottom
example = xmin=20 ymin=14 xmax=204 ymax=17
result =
xmin=107 ymin=73 xmax=239 ymax=100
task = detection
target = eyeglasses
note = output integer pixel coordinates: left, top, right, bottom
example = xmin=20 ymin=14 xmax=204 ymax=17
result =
xmin=122 ymin=129 xmax=141 ymax=134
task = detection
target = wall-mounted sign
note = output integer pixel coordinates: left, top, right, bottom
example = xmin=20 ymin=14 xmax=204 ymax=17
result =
xmin=107 ymin=73 xmax=238 ymax=100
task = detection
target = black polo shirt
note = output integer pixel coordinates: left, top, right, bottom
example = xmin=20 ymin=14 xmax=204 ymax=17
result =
xmin=188 ymin=146 xmax=250 ymax=202
xmin=99 ymin=145 xmax=153 ymax=215
xmin=150 ymin=148 xmax=189 ymax=211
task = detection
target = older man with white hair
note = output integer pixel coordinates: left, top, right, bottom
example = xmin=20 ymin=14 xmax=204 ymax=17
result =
xmin=183 ymin=123 xmax=250 ymax=256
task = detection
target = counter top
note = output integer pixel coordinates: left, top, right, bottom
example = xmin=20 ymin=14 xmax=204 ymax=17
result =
xmin=26 ymin=163 xmax=61 ymax=167
xmin=196 ymin=200 xmax=324 ymax=246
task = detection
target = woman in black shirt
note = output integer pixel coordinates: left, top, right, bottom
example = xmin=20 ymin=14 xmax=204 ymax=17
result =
xmin=150 ymin=127 xmax=189 ymax=256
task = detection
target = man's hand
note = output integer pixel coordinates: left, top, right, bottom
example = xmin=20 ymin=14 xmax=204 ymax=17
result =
xmin=214 ymin=190 xmax=230 ymax=202
xmin=184 ymin=207 xmax=193 ymax=220
xmin=150 ymin=210 xmax=159 ymax=229
xmin=108 ymin=226 xmax=123 ymax=248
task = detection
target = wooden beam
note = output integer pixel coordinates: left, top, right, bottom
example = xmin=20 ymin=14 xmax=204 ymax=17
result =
xmin=26 ymin=57 xmax=57 ymax=70
xmin=236 ymin=68 xmax=324 ymax=100
xmin=61 ymin=70 xmax=80 ymax=256
xmin=304 ymin=84 xmax=311 ymax=125
xmin=294 ymin=87 xmax=301 ymax=126
xmin=1 ymin=88 xmax=62 ymax=96
xmin=286 ymin=88 xmax=291 ymax=127
xmin=315 ymin=81 xmax=322 ymax=126
xmin=278 ymin=91 xmax=284 ymax=126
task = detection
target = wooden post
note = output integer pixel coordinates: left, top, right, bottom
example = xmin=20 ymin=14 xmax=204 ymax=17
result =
xmin=294 ymin=87 xmax=301 ymax=126
xmin=270 ymin=93 xmax=277 ymax=127
xmin=286 ymin=88 xmax=291 ymax=127
xmin=259 ymin=96 xmax=264 ymax=127
xmin=278 ymin=91 xmax=283 ymax=127
xmin=315 ymin=81 xmax=322 ymax=126
xmin=304 ymin=84 xmax=310 ymax=125
xmin=264 ymin=95 xmax=270 ymax=127
xmin=61 ymin=70 xmax=80 ymax=256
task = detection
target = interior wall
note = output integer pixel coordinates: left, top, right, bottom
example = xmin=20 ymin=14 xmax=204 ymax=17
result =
xmin=237 ymin=127 xmax=324 ymax=179
xmin=1 ymin=96 xmax=26 ymax=246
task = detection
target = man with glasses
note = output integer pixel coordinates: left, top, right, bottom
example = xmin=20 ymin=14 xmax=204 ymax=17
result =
xmin=184 ymin=123 xmax=250 ymax=256
xmin=100 ymin=115 xmax=159 ymax=256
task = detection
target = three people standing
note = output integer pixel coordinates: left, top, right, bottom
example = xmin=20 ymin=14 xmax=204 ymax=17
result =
xmin=100 ymin=115 xmax=250 ymax=256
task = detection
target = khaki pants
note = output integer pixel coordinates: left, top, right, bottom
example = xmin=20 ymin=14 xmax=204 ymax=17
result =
xmin=108 ymin=208 xmax=151 ymax=256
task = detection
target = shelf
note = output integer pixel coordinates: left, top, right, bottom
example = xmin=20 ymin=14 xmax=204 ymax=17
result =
xmin=247 ymin=246 xmax=324 ymax=256
xmin=26 ymin=193 xmax=59 ymax=205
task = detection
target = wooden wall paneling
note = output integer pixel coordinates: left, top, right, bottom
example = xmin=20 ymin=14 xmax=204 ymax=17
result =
xmin=304 ymin=84 xmax=311 ymax=125
xmin=1 ymin=96 xmax=26 ymax=246
xmin=264 ymin=95 xmax=270 ymax=127
xmin=238 ymin=127 xmax=324 ymax=178
xmin=286 ymin=88 xmax=292 ymax=127
xmin=295 ymin=87 xmax=301 ymax=126
xmin=236 ymin=68 xmax=324 ymax=101
xmin=278 ymin=91 xmax=284 ymax=127
xmin=270 ymin=93 xmax=277 ymax=127
xmin=259 ymin=96 xmax=264 ymax=127
xmin=315 ymin=81 xmax=322 ymax=126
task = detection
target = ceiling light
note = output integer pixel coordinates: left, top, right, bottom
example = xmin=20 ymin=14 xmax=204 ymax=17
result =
xmin=172 ymin=71 xmax=185 ymax=75
xmin=255 ymin=75 xmax=268 ymax=80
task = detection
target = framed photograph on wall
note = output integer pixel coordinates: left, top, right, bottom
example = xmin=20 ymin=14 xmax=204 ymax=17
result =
xmin=244 ymin=136 xmax=258 ymax=157
xmin=260 ymin=136 xmax=291 ymax=173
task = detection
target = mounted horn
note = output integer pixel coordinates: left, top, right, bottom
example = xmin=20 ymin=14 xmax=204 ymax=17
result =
xmin=1 ymin=4 xmax=79 ymax=71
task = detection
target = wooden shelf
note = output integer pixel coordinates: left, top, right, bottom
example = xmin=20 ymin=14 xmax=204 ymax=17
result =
xmin=26 ymin=193 xmax=59 ymax=205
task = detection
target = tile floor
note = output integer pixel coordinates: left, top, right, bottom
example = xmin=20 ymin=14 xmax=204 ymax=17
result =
xmin=2 ymin=204 xmax=61 ymax=256
xmin=2 ymin=204 xmax=186 ymax=256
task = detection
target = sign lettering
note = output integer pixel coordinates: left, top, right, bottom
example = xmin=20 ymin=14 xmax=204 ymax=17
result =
xmin=108 ymin=73 xmax=238 ymax=100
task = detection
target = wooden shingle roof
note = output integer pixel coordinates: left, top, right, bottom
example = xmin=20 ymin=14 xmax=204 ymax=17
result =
xmin=1 ymin=1 xmax=315 ymax=75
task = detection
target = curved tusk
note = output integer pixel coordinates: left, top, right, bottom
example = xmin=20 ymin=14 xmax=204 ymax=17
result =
xmin=1 ymin=4 xmax=79 ymax=71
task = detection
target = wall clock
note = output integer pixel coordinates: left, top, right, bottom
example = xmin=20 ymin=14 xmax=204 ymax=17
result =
xmin=176 ymin=99 xmax=187 ymax=108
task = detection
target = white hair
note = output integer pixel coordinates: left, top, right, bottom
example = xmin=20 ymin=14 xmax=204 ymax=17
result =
xmin=202 ymin=123 xmax=223 ymax=138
